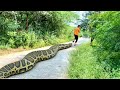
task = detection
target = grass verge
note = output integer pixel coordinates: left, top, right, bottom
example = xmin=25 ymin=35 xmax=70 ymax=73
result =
xmin=68 ymin=43 xmax=111 ymax=79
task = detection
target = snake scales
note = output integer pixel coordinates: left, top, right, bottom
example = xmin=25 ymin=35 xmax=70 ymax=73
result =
xmin=0 ymin=43 xmax=72 ymax=79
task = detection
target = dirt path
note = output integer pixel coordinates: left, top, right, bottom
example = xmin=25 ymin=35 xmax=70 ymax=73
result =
xmin=0 ymin=37 xmax=90 ymax=79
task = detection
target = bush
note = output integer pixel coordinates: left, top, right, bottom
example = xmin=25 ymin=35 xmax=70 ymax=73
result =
xmin=88 ymin=11 xmax=120 ymax=73
xmin=0 ymin=11 xmax=79 ymax=50
xmin=0 ymin=44 xmax=10 ymax=50
xmin=68 ymin=43 xmax=110 ymax=79
xmin=5 ymin=30 xmax=38 ymax=48
xmin=81 ymin=30 xmax=90 ymax=38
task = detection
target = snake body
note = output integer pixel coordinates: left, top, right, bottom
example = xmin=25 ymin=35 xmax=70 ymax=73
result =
xmin=0 ymin=43 xmax=72 ymax=79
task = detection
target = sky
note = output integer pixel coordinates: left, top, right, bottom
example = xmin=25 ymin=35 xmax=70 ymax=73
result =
xmin=73 ymin=11 xmax=86 ymax=19
xmin=69 ymin=11 xmax=88 ymax=27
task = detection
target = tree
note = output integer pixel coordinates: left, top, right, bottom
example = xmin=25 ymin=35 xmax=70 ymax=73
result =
xmin=88 ymin=11 xmax=102 ymax=45
xmin=88 ymin=11 xmax=120 ymax=69
xmin=0 ymin=11 xmax=79 ymax=48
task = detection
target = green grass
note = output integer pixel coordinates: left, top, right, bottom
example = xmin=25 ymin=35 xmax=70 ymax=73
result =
xmin=68 ymin=43 xmax=111 ymax=79
xmin=0 ymin=44 xmax=10 ymax=50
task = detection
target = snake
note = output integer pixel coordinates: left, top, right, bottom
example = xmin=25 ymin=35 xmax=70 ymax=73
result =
xmin=0 ymin=43 xmax=72 ymax=79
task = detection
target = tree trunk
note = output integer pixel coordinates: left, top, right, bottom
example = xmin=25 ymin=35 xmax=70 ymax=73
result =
xmin=26 ymin=13 xmax=28 ymax=31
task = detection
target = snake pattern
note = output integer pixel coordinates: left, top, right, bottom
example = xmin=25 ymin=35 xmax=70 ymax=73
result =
xmin=0 ymin=43 xmax=72 ymax=79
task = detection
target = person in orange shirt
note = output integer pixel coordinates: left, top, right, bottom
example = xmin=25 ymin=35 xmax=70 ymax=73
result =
xmin=73 ymin=25 xmax=80 ymax=46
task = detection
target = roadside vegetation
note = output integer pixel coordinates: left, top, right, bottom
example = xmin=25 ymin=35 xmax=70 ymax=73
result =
xmin=0 ymin=11 xmax=79 ymax=55
xmin=68 ymin=11 xmax=120 ymax=79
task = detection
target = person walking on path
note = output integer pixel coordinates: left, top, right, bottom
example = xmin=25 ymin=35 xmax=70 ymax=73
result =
xmin=73 ymin=25 xmax=80 ymax=46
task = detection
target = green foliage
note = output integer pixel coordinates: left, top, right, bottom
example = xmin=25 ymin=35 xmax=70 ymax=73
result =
xmin=87 ymin=11 xmax=120 ymax=75
xmin=5 ymin=31 xmax=38 ymax=48
xmin=69 ymin=43 xmax=120 ymax=79
xmin=0 ymin=11 xmax=79 ymax=49
xmin=7 ymin=20 xmax=20 ymax=31
xmin=0 ymin=44 xmax=10 ymax=50
xmin=94 ymin=12 xmax=120 ymax=51
xmin=81 ymin=29 xmax=90 ymax=37
xmin=68 ymin=43 xmax=110 ymax=79
xmin=68 ymin=11 xmax=120 ymax=79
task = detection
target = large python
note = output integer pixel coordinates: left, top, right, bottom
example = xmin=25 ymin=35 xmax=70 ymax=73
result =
xmin=0 ymin=43 xmax=72 ymax=79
